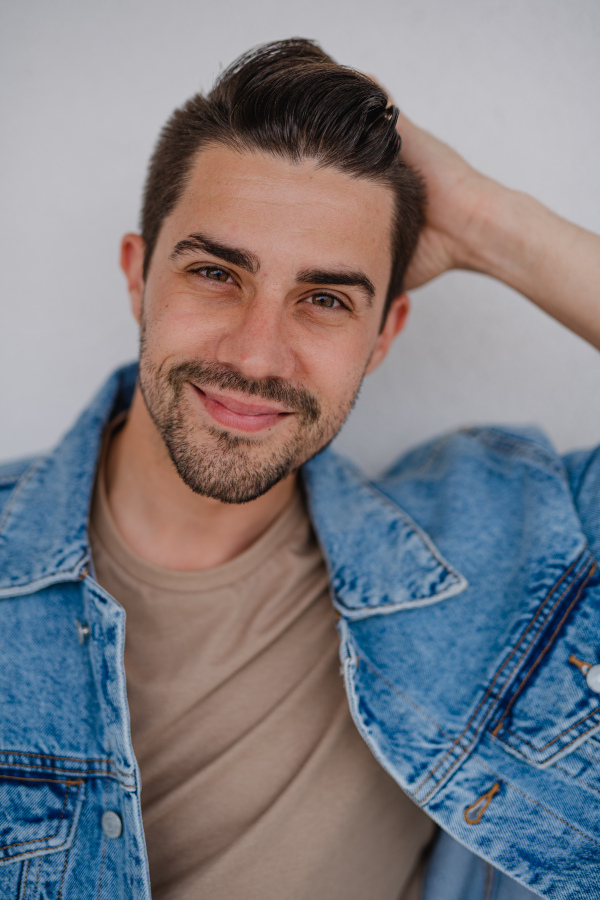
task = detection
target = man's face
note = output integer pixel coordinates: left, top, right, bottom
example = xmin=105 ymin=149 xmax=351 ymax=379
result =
xmin=123 ymin=145 xmax=407 ymax=503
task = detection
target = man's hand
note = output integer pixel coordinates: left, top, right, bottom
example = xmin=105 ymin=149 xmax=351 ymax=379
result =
xmin=397 ymin=111 xmax=497 ymax=291
xmin=397 ymin=110 xmax=600 ymax=351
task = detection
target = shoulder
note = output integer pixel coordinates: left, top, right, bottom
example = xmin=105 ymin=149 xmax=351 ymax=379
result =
xmin=562 ymin=445 xmax=600 ymax=558
xmin=0 ymin=455 xmax=44 ymax=520
xmin=379 ymin=424 xmax=565 ymax=493
xmin=375 ymin=425 xmax=572 ymax=549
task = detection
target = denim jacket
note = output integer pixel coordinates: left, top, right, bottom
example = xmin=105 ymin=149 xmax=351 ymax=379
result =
xmin=1 ymin=363 xmax=599 ymax=900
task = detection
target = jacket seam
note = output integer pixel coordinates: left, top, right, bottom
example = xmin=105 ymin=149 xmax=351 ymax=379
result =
xmin=491 ymin=562 xmax=597 ymax=736
xmin=20 ymin=857 xmax=30 ymax=896
xmin=0 ymin=778 xmax=78 ymax=853
xmin=553 ymin=761 xmax=600 ymax=797
xmin=482 ymin=861 xmax=495 ymax=900
xmin=0 ymin=562 xmax=90 ymax=595
xmin=57 ymin=845 xmax=70 ymax=900
xmin=1 ymin=764 xmax=134 ymax=789
xmin=33 ymin=857 xmax=41 ymax=894
xmin=326 ymin=457 xmax=465 ymax=582
xmin=360 ymin=656 xmax=451 ymax=742
xmin=415 ymin=551 xmax=588 ymax=799
xmin=0 ymin=458 xmax=44 ymax=537
xmin=96 ymin=777 xmax=109 ymax=900
xmin=474 ymin=756 xmax=600 ymax=850
xmin=574 ymin=743 xmax=600 ymax=765
xmin=460 ymin=428 xmax=565 ymax=477
xmin=568 ymin=445 xmax=600 ymax=505
xmin=0 ymin=751 xmax=131 ymax=779
xmin=501 ymin=707 xmax=600 ymax=753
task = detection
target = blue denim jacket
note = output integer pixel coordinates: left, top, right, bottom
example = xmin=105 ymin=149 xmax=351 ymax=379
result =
xmin=1 ymin=363 xmax=599 ymax=899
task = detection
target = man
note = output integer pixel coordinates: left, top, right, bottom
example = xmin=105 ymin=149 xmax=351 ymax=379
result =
xmin=0 ymin=38 xmax=599 ymax=900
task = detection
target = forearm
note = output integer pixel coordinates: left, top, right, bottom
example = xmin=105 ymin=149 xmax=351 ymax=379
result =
xmin=460 ymin=180 xmax=600 ymax=350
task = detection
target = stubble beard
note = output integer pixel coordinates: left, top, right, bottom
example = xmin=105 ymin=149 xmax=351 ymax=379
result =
xmin=138 ymin=344 xmax=361 ymax=505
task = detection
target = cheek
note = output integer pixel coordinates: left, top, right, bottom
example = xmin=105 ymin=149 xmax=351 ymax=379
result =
xmin=304 ymin=340 xmax=370 ymax=412
xmin=143 ymin=298 xmax=225 ymax=359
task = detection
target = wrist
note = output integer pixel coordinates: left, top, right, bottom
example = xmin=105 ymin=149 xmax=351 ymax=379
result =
xmin=457 ymin=178 xmax=547 ymax=288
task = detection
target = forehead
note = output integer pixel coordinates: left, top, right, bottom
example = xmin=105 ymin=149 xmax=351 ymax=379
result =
xmin=164 ymin=144 xmax=395 ymax=286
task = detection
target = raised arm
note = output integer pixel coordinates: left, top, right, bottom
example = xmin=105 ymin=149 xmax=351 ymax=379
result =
xmin=398 ymin=111 xmax=600 ymax=351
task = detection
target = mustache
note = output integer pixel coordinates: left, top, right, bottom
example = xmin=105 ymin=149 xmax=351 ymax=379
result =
xmin=167 ymin=361 xmax=321 ymax=424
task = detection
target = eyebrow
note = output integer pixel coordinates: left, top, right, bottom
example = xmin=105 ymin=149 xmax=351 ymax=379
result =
xmin=169 ymin=232 xmax=260 ymax=275
xmin=296 ymin=269 xmax=375 ymax=307
xmin=170 ymin=233 xmax=376 ymax=306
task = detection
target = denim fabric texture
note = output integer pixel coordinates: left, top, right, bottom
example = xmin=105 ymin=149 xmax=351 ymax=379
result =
xmin=1 ymin=363 xmax=599 ymax=899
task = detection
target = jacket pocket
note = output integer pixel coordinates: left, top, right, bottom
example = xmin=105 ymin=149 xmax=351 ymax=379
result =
xmin=0 ymin=772 xmax=84 ymax=864
xmin=489 ymin=552 xmax=600 ymax=767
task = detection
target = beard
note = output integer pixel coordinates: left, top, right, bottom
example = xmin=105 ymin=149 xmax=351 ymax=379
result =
xmin=138 ymin=348 xmax=361 ymax=504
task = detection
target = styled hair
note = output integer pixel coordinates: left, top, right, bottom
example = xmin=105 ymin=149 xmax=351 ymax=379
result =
xmin=141 ymin=38 xmax=425 ymax=318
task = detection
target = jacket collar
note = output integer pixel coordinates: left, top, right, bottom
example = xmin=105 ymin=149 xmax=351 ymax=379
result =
xmin=303 ymin=450 xmax=467 ymax=619
xmin=0 ymin=364 xmax=137 ymax=597
xmin=0 ymin=364 xmax=466 ymax=613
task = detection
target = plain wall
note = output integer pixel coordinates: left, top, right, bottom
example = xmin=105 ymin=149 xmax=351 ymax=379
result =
xmin=1 ymin=0 xmax=599 ymax=476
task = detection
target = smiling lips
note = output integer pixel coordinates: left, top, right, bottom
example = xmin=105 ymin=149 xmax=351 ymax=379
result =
xmin=192 ymin=385 xmax=293 ymax=433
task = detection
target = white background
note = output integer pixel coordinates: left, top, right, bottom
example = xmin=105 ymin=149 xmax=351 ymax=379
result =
xmin=1 ymin=0 xmax=599 ymax=476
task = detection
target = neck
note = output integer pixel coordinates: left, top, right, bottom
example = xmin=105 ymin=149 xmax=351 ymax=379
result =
xmin=104 ymin=386 xmax=298 ymax=571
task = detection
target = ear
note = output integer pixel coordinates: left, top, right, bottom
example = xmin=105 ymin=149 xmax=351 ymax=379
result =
xmin=365 ymin=293 xmax=410 ymax=375
xmin=120 ymin=233 xmax=146 ymax=324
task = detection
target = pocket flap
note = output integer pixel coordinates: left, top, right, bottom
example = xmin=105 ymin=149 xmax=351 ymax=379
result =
xmin=490 ymin=556 xmax=600 ymax=766
xmin=0 ymin=772 xmax=84 ymax=862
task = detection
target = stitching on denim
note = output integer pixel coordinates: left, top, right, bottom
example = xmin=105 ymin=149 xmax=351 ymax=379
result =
xmin=421 ymin=555 xmax=593 ymax=800
xmin=0 ymin=459 xmax=44 ymax=536
xmin=0 ymin=760 xmax=133 ymax=784
xmin=57 ymin=845 xmax=70 ymax=900
xmin=553 ymin=761 xmax=600 ymax=796
xmin=33 ymin=856 xmax=41 ymax=896
xmin=569 ymin=445 xmax=600 ymax=505
xmin=20 ymin=857 xmax=30 ymax=899
xmin=574 ymin=743 xmax=600 ymax=765
xmin=0 ymin=774 xmax=81 ymax=786
xmin=461 ymin=428 xmax=565 ymax=478
xmin=326 ymin=455 xmax=464 ymax=582
xmin=483 ymin=860 xmax=495 ymax=900
xmin=492 ymin=563 xmax=597 ymax=737
xmin=501 ymin=705 xmax=600 ymax=753
xmin=495 ymin=715 xmax=600 ymax=763
xmin=416 ymin=553 xmax=586 ymax=795
xmin=0 ymin=561 xmax=87 ymax=593
xmin=361 ymin=657 xmax=450 ymax=739
xmin=0 ymin=779 xmax=78 ymax=852
xmin=475 ymin=757 xmax=600 ymax=849
xmin=463 ymin=782 xmax=501 ymax=825
xmin=420 ymin=554 xmax=584 ymax=787
xmin=96 ymin=778 xmax=109 ymax=900
xmin=0 ymin=750 xmax=131 ymax=779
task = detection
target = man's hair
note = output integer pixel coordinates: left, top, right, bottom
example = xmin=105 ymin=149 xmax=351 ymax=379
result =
xmin=141 ymin=38 xmax=425 ymax=319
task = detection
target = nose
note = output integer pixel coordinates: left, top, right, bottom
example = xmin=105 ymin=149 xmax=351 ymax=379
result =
xmin=216 ymin=293 xmax=295 ymax=382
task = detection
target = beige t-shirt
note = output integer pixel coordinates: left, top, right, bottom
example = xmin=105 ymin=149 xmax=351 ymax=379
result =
xmin=89 ymin=434 xmax=435 ymax=900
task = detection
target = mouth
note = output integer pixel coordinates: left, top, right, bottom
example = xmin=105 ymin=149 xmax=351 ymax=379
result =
xmin=191 ymin=384 xmax=294 ymax=434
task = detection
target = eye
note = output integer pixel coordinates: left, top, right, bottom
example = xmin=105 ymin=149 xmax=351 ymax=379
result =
xmin=190 ymin=265 xmax=234 ymax=283
xmin=307 ymin=292 xmax=346 ymax=310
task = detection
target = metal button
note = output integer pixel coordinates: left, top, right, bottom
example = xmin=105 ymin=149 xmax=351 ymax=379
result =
xmin=75 ymin=619 xmax=90 ymax=644
xmin=101 ymin=810 xmax=123 ymax=839
xmin=586 ymin=665 xmax=600 ymax=693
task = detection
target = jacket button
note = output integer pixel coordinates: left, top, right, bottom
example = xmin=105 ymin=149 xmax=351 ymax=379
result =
xmin=586 ymin=665 xmax=600 ymax=693
xmin=101 ymin=810 xmax=123 ymax=839
xmin=75 ymin=619 xmax=90 ymax=644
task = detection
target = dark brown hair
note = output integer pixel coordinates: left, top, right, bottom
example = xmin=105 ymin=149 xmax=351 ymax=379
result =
xmin=141 ymin=39 xmax=425 ymax=318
